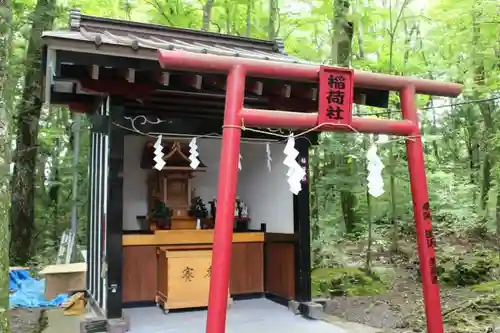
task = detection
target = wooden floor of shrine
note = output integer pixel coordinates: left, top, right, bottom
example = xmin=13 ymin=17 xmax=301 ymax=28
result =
xmin=123 ymin=298 xmax=348 ymax=333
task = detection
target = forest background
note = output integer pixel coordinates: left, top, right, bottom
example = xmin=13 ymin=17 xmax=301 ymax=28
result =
xmin=0 ymin=0 xmax=500 ymax=332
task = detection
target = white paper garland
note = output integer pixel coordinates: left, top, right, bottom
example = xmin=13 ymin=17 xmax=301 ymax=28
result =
xmin=283 ymin=135 xmax=305 ymax=195
xmin=366 ymin=144 xmax=385 ymax=197
xmin=149 ymin=135 xmax=307 ymax=193
xmin=188 ymin=138 xmax=200 ymax=169
xmin=153 ymin=135 xmax=165 ymax=170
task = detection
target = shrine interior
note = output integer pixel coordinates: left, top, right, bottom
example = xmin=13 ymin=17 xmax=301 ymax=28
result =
xmin=117 ymin=110 xmax=304 ymax=308
xmin=123 ymin=136 xmax=294 ymax=234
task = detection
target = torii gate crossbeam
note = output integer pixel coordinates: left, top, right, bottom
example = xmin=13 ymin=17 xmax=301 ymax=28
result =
xmin=158 ymin=50 xmax=463 ymax=333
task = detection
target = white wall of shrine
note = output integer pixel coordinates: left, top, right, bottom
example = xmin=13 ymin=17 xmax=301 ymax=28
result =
xmin=122 ymin=135 xmax=295 ymax=233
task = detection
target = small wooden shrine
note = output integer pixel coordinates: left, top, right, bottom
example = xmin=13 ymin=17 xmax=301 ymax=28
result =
xmin=141 ymin=140 xmax=207 ymax=231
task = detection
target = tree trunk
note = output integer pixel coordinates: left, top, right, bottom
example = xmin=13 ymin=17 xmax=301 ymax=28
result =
xmin=246 ymin=0 xmax=252 ymax=37
xmin=496 ymin=190 xmax=500 ymax=236
xmin=494 ymin=40 xmax=500 ymax=234
xmin=469 ymin=0 xmax=494 ymax=219
xmin=331 ymin=0 xmax=355 ymax=233
xmin=224 ymin=0 xmax=231 ymax=34
xmin=9 ymin=0 xmax=57 ymax=265
xmin=365 ymin=137 xmax=373 ymax=272
xmin=268 ymin=0 xmax=278 ymax=40
xmin=201 ymin=0 xmax=215 ymax=31
xmin=310 ymin=149 xmax=322 ymax=267
xmin=48 ymin=137 xmax=61 ymax=242
xmin=386 ymin=0 xmax=410 ymax=257
xmin=0 ymin=0 xmax=11 ymax=330
xmin=330 ymin=0 xmax=353 ymax=66
xmin=340 ymin=185 xmax=357 ymax=233
xmin=466 ymin=108 xmax=480 ymax=207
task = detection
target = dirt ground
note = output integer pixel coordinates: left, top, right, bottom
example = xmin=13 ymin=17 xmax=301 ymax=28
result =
xmin=8 ymin=308 xmax=82 ymax=333
xmin=316 ymin=235 xmax=500 ymax=333
xmin=41 ymin=309 xmax=81 ymax=333
xmin=323 ymin=269 xmax=418 ymax=330
xmin=8 ymin=309 xmax=47 ymax=333
xmin=322 ymin=268 xmax=489 ymax=332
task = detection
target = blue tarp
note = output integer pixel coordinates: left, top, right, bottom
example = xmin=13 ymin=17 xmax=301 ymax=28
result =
xmin=9 ymin=269 xmax=69 ymax=309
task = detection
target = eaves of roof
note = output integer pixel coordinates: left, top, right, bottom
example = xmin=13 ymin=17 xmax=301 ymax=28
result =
xmin=43 ymin=8 xmax=311 ymax=65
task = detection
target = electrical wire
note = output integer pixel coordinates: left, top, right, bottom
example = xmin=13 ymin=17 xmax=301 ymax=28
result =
xmin=355 ymin=96 xmax=500 ymax=117
xmin=117 ymin=115 xmax=419 ymax=148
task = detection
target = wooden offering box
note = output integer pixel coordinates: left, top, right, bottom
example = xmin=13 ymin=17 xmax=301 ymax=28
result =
xmin=156 ymin=247 xmax=231 ymax=312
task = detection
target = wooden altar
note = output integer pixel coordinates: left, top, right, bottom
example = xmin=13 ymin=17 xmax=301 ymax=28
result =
xmin=122 ymin=230 xmax=270 ymax=306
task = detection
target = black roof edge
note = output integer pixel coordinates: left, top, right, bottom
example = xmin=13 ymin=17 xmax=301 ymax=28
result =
xmin=68 ymin=8 xmax=285 ymax=53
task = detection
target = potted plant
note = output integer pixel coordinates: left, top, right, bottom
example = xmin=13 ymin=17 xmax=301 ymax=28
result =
xmin=151 ymin=198 xmax=173 ymax=230
xmin=188 ymin=196 xmax=208 ymax=229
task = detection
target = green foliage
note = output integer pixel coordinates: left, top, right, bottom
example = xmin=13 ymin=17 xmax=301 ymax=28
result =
xmin=312 ymin=267 xmax=387 ymax=297
xmin=471 ymin=280 xmax=500 ymax=293
xmin=151 ymin=199 xmax=172 ymax=219
xmin=439 ymin=249 xmax=500 ymax=286
xmin=188 ymin=196 xmax=208 ymax=219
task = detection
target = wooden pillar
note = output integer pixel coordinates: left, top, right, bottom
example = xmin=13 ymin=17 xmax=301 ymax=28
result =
xmin=105 ymin=96 xmax=125 ymax=319
xmin=292 ymin=134 xmax=316 ymax=303
xmin=87 ymin=99 xmax=110 ymax=311
xmin=86 ymin=103 xmax=98 ymax=305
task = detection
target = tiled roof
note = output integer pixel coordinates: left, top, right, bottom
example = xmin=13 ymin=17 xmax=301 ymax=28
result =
xmin=43 ymin=8 xmax=310 ymax=65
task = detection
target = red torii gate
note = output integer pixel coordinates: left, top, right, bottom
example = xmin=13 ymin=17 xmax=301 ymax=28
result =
xmin=158 ymin=50 xmax=463 ymax=333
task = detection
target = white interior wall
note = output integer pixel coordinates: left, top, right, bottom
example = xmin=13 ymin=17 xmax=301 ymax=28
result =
xmin=122 ymin=136 xmax=294 ymax=233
